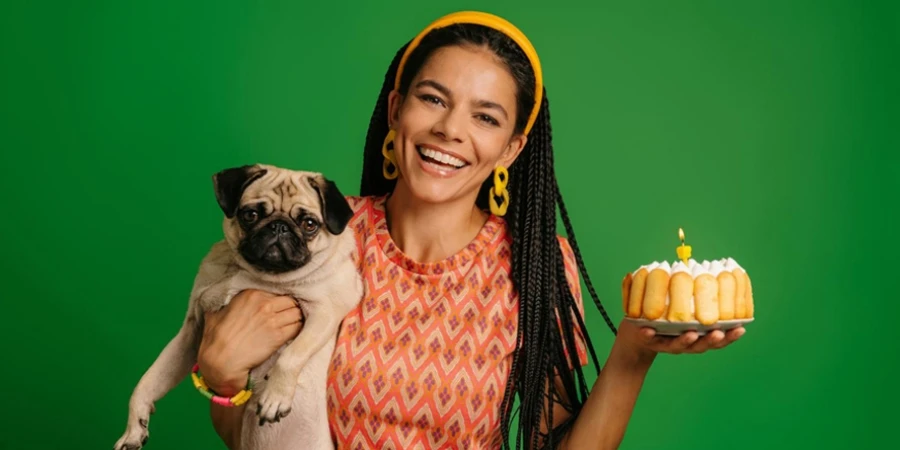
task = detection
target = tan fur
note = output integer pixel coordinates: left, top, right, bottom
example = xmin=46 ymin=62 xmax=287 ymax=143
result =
xmin=222 ymin=167 xmax=333 ymax=263
xmin=115 ymin=165 xmax=363 ymax=450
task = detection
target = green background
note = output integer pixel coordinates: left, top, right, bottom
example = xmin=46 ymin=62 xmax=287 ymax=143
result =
xmin=2 ymin=0 xmax=896 ymax=449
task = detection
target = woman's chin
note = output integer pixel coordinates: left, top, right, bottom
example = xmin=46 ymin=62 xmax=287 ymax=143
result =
xmin=400 ymin=176 xmax=471 ymax=207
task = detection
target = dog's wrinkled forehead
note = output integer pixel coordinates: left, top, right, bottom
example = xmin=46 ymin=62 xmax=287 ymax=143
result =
xmin=241 ymin=169 xmax=322 ymax=217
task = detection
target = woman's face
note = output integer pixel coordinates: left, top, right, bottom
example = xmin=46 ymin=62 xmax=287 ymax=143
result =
xmin=387 ymin=44 xmax=527 ymax=207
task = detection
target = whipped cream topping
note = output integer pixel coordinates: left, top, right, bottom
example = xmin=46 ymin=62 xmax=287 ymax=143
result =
xmin=632 ymin=257 xmax=745 ymax=277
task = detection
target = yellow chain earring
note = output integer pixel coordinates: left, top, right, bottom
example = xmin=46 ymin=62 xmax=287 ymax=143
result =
xmin=489 ymin=165 xmax=510 ymax=216
xmin=382 ymin=129 xmax=399 ymax=180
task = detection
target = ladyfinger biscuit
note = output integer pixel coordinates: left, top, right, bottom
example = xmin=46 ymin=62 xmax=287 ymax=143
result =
xmin=693 ymin=273 xmax=719 ymax=325
xmin=667 ymin=271 xmax=694 ymax=322
xmin=642 ymin=268 xmax=670 ymax=320
xmin=745 ymin=272 xmax=754 ymax=318
xmin=621 ymin=272 xmax=633 ymax=314
xmin=716 ymin=271 xmax=736 ymax=320
xmin=734 ymin=269 xmax=748 ymax=319
xmin=627 ymin=268 xmax=647 ymax=318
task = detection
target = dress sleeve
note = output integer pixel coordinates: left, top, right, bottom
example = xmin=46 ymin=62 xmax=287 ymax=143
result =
xmin=557 ymin=236 xmax=590 ymax=369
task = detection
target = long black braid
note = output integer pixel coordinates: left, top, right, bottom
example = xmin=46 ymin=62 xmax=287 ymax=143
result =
xmin=358 ymin=24 xmax=617 ymax=450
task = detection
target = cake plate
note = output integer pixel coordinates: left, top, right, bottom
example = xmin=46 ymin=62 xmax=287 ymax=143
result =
xmin=624 ymin=317 xmax=753 ymax=337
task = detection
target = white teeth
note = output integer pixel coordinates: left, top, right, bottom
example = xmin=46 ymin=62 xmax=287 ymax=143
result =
xmin=417 ymin=146 xmax=466 ymax=168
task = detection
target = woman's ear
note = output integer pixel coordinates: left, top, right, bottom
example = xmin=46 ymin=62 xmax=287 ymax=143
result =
xmin=500 ymin=134 xmax=528 ymax=167
xmin=387 ymin=89 xmax=403 ymax=129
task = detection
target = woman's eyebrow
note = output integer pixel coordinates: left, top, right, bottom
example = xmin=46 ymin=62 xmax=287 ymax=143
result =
xmin=415 ymin=79 xmax=509 ymax=119
xmin=415 ymin=79 xmax=452 ymax=97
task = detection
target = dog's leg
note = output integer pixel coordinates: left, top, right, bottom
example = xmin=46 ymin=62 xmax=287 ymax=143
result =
xmin=254 ymin=301 xmax=342 ymax=425
xmin=114 ymin=311 xmax=202 ymax=450
xmin=242 ymin=337 xmax=337 ymax=450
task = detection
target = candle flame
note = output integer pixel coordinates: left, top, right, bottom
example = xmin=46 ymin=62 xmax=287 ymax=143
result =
xmin=678 ymin=227 xmax=685 ymax=244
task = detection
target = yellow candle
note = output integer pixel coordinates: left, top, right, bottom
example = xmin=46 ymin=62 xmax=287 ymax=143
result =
xmin=676 ymin=227 xmax=692 ymax=263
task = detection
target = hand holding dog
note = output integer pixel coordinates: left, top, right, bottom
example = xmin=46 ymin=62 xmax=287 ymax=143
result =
xmin=198 ymin=289 xmax=304 ymax=396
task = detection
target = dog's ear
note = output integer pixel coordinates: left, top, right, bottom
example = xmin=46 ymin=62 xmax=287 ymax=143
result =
xmin=308 ymin=175 xmax=353 ymax=235
xmin=213 ymin=165 xmax=268 ymax=218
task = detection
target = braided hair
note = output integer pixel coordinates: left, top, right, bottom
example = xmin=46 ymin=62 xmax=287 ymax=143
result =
xmin=358 ymin=23 xmax=618 ymax=450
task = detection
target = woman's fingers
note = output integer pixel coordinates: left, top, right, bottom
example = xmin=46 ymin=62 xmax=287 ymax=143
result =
xmin=638 ymin=326 xmax=657 ymax=343
xmin=638 ymin=324 xmax=746 ymax=355
xmin=694 ymin=327 xmax=745 ymax=352
xmin=637 ymin=327 xmax=674 ymax=352
xmin=670 ymin=331 xmax=700 ymax=353
xmin=273 ymin=301 xmax=304 ymax=328
xmin=685 ymin=330 xmax=723 ymax=353
xmin=642 ymin=330 xmax=697 ymax=354
xmin=270 ymin=295 xmax=301 ymax=313
xmin=720 ymin=326 xmax=746 ymax=347
xmin=279 ymin=318 xmax=304 ymax=342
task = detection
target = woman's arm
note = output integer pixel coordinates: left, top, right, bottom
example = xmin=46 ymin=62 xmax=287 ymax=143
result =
xmin=541 ymin=239 xmax=744 ymax=448
xmin=197 ymin=289 xmax=305 ymax=449
xmin=209 ymin=402 xmax=246 ymax=449
xmin=555 ymin=333 xmax=655 ymax=450
xmin=203 ymin=364 xmax=253 ymax=449
xmin=546 ymin=320 xmax=745 ymax=450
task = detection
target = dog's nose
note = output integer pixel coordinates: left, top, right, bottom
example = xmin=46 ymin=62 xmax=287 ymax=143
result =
xmin=268 ymin=221 xmax=290 ymax=234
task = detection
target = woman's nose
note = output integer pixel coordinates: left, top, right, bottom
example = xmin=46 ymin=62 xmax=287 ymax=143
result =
xmin=432 ymin=109 xmax=466 ymax=142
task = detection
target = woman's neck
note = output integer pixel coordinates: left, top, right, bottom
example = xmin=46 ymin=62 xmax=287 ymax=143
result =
xmin=385 ymin=183 xmax=488 ymax=264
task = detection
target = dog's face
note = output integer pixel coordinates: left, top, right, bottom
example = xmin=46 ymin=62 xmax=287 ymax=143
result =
xmin=212 ymin=164 xmax=353 ymax=275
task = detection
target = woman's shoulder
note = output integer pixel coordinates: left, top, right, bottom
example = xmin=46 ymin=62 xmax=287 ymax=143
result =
xmin=338 ymin=194 xmax=387 ymax=240
xmin=556 ymin=235 xmax=578 ymax=269
xmin=554 ymin=235 xmax=580 ymax=288
xmin=336 ymin=195 xmax=384 ymax=264
xmin=342 ymin=194 xmax=385 ymax=217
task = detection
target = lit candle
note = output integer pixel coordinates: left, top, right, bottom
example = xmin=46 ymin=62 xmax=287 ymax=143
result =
xmin=676 ymin=227 xmax=692 ymax=263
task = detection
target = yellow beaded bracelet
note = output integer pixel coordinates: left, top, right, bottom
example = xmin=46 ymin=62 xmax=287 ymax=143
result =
xmin=191 ymin=363 xmax=254 ymax=407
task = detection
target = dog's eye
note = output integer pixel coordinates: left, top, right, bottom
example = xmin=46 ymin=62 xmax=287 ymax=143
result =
xmin=301 ymin=218 xmax=319 ymax=234
xmin=241 ymin=210 xmax=258 ymax=223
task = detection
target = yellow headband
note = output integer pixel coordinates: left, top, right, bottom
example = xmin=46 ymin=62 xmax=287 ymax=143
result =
xmin=394 ymin=11 xmax=544 ymax=136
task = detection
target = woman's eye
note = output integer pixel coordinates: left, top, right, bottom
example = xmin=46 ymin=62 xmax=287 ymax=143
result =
xmin=419 ymin=94 xmax=443 ymax=106
xmin=477 ymin=114 xmax=499 ymax=126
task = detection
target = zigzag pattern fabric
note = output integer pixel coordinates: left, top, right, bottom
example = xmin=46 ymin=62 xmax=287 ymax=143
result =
xmin=326 ymin=195 xmax=588 ymax=449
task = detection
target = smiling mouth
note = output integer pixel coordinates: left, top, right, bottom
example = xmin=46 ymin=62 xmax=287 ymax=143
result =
xmin=417 ymin=146 xmax=468 ymax=170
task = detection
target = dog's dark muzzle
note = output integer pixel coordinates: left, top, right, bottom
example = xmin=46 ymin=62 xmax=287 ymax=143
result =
xmin=240 ymin=220 xmax=311 ymax=273
xmin=268 ymin=220 xmax=290 ymax=235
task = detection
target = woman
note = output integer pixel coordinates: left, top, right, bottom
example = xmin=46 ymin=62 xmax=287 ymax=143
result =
xmin=197 ymin=11 xmax=745 ymax=450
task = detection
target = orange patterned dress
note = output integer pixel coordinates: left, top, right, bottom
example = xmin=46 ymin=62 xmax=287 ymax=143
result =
xmin=326 ymin=195 xmax=588 ymax=449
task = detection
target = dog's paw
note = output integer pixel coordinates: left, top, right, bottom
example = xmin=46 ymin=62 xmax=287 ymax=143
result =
xmin=255 ymin=367 xmax=297 ymax=425
xmin=113 ymin=418 xmax=149 ymax=450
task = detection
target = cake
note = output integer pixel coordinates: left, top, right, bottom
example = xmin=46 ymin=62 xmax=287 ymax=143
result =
xmin=622 ymin=258 xmax=754 ymax=326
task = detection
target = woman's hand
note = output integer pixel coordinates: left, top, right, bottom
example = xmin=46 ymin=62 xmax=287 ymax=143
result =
xmin=614 ymin=318 xmax=746 ymax=363
xmin=197 ymin=290 xmax=304 ymax=396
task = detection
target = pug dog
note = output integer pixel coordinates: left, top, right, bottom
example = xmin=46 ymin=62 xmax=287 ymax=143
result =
xmin=114 ymin=164 xmax=364 ymax=450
